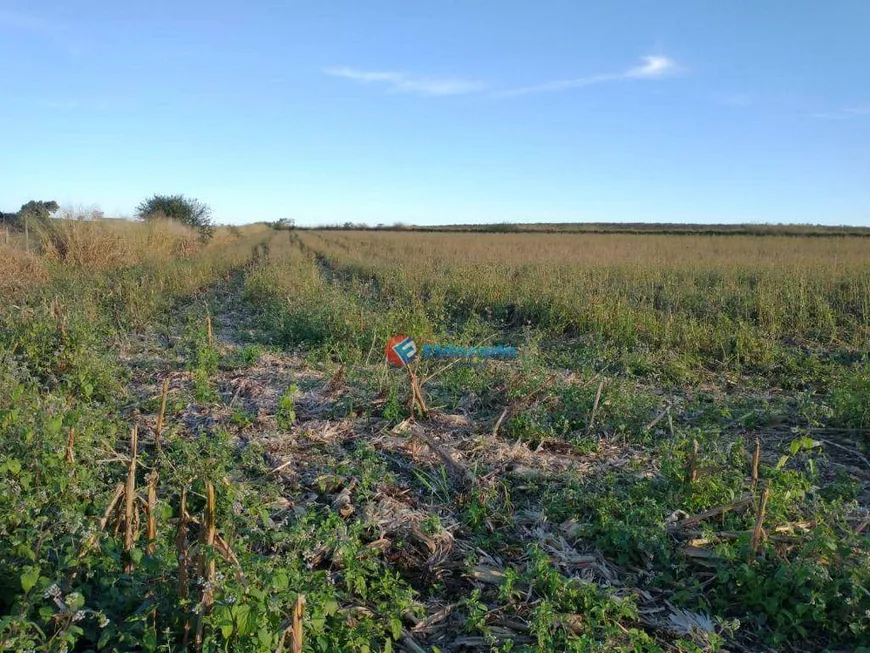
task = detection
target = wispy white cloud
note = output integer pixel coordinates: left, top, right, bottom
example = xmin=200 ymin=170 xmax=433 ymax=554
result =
xmin=497 ymin=54 xmax=680 ymax=97
xmin=325 ymin=55 xmax=681 ymax=99
xmin=496 ymin=73 xmax=620 ymax=97
xmin=624 ymin=55 xmax=677 ymax=79
xmin=323 ymin=67 xmax=485 ymax=96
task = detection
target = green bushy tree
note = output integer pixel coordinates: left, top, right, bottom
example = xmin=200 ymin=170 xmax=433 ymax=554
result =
xmin=272 ymin=218 xmax=295 ymax=230
xmin=1 ymin=200 xmax=59 ymax=231
xmin=19 ymin=200 xmax=59 ymax=220
xmin=136 ymin=194 xmax=215 ymax=241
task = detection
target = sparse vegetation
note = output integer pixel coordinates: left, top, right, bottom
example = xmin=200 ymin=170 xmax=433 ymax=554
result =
xmin=1 ymin=220 xmax=868 ymax=651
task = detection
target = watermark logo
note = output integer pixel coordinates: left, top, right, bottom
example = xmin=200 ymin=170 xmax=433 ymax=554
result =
xmin=386 ymin=334 xmax=418 ymax=367
xmin=421 ymin=344 xmax=517 ymax=360
xmin=386 ymin=336 xmax=517 ymax=365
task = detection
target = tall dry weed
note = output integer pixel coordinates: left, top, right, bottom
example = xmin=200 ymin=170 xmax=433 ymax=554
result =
xmin=36 ymin=212 xmax=204 ymax=269
xmin=38 ymin=216 xmax=132 ymax=269
xmin=129 ymin=216 xmax=201 ymax=259
xmin=0 ymin=245 xmax=49 ymax=299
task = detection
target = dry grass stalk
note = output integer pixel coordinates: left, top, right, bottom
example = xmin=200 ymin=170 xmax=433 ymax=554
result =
xmin=291 ymin=594 xmax=305 ymax=653
xmin=681 ymin=545 xmax=719 ymax=560
xmin=411 ymin=603 xmax=458 ymax=633
xmin=146 ymin=471 xmax=158 ymax=554
xmin=751 ymin=486 xmax=771 ymax=556
xmin=177 ymin=488 xmax=191 ymax=648
xmin=493 ymin=373 xmax=559 ymax=438
xmin=214 ymin=534 xmax=242 ymax=573
xmin=587 ymin=380 xmax=604 ymax=433
xmin=50 ymin=295 xmax=67 ymax=337
xmin=275 ymin=627 xmax=289 ymax=653
xmin=266 ymin=459 xmax=294 ymax=477
xmin=690 ymin=521 xmax=813 ymax=546
xmin=751 ymin=438 xmax=761 ymax=488
xmin=206 ymin=313 xmax=213 ymax=346
xmin=195 ymin=481 xmax=217 ymax=650
xmin=645 ymin=404 xmax=671 ymax=432
xmin=124 ymin=426 xmax=139 ymax=572
xmin=181 ymin=509 xmax=243 ymax=573
xmin=400 ymin=630 xmax=428 ymax=653
xmin=155 ymin=377 xmax=169 ymax=455
xmin=65 ymin=428 xmax=76 ymax=464
xmin=274 ymin=596 xmax=305 ymax=653
xmin=132 ymin=501 xmax=141 ymax=542
xmin=329 ymin=363 xmax=345 ymax=392
xmin=685 ymin=439 xmax=699 ymax=485
xmin=671 ymin=495 xmax=754 ymax=530
xmin=406 ymin=366 xmax=428 ymax=417
xmin=412 ymin=425 xmax=473 ymax=488
xmin=78 ymin=483 xmax=125 ymax=558
xmin=586 ymin=379 xmax=604 ymax=433
xmin=114 ymin=503 xmax=124 ymax=537
xmin=492 ymin=407 xmax=510 ymax=438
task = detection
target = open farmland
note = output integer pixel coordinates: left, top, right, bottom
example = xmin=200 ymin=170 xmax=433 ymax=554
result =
xmin=2 ymin=221 xmax=869 ymax=652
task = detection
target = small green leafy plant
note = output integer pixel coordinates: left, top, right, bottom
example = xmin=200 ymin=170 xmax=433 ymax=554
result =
xmin=276 ymin=384 xmax=298 ymax=429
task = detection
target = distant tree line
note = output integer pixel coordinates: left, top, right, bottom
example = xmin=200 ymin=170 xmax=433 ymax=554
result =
xmin=303 ymin=221 xmax=409 ymax=230
xmin=2 ymin=195 xmax=217 ymax=243
xmin=412 ymin=222 xmax=870 ymax=237
xmin=302 ymin=221 xmax=870 ymax=237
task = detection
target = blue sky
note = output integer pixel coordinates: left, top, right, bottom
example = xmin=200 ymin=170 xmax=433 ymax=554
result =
xmin=1 ymin=1 xmax=868 ymax=226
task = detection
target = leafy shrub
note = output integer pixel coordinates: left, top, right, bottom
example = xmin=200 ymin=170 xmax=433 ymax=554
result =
xmin=0 ymin=304 xmax=120 ymax=401
xmin=708 ymin=533 xmax=870 ymax=645
xmin=137 ymin=194 xmax=215 ymax=242
xmin=828 ymin=363 xmax=870 ymax=428
xmin=11 ymin=200 xmax=60 ymax=232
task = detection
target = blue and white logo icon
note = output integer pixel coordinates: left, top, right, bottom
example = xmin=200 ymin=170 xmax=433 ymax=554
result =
xmin=389 ymin=336 xmax=418 ymax=366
